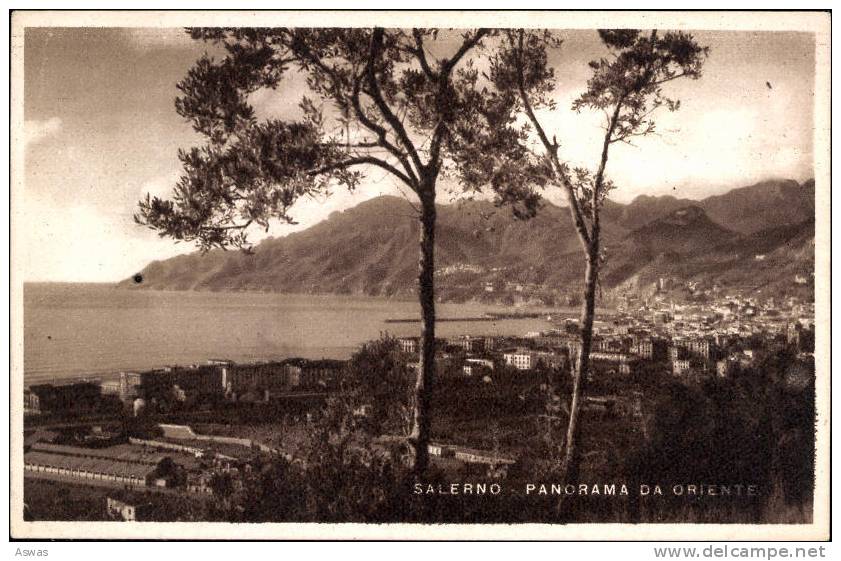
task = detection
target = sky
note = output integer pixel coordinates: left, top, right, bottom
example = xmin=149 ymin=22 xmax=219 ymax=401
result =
xmin=21 ymin=27 xmax=816 ymax=282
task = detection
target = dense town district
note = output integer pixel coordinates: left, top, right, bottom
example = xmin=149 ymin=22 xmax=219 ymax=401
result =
xmin=23 ymin=290 xmax=815 ymax=522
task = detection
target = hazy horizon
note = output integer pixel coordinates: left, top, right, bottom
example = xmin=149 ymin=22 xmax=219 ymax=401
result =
xmin=21 ymin=175 xmax=814 ymax=286
xmin=21 ymin=28 xmax=817 ymax=282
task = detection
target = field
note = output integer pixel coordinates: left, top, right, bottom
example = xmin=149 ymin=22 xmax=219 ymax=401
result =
xmin=24 ymin=479 xmax=110 ymax=521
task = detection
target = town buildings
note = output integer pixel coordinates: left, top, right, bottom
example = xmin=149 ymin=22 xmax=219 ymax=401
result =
xmin=106 ymin=495 xmax=152 ymax=522
xmin=26 ymin=381 xmax=102 ymax=415
xmin=24 ymin=442 xmax=174 ymax=488
xmin=24 ymin=290 xmax=814 ymax=424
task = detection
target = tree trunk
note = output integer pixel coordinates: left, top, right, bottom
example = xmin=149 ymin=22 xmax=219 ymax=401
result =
xmin=561 ymin=244 xmax=599 ymax=485
xmin=410 ymin=188 xmax=436 ymax=476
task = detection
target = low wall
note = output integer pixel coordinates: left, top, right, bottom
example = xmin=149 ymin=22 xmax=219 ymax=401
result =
xmin=195 ymin=434 xmax=253 ymax=448
xmin=158 ymin=424 xmax=198 ymax=439
xmin=156 ymin=423 xmax=295 ymax=461
xmin=128 ymin=437 xmax=204 ymax=457
xmin=158 ymin=423 xmax=251 ymax=447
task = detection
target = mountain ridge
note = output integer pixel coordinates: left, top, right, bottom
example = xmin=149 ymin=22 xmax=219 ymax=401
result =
xmin=124 ymin=178 xmax=815 ymax=302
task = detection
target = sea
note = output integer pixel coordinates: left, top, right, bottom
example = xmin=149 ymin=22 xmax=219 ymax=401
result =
xmin=22 ymin=283 xmax=555 ymax=386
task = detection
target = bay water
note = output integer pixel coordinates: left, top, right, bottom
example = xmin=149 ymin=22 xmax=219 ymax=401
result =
xmin=23 ymin=283 xmax=553 ymax=385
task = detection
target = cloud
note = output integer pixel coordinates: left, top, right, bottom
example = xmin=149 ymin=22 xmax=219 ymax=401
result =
xmin=122 ymin=28 xmax=194 ymax=51
xmin=139 ymin=172 xmax=181 ymax=201
xmin=25 ymin=117 xmax=62 ymax=147
xmin=248 ymin=73 xmax=310 ymax=122
xmin=21 ymin=195 xmax=192 ymax=282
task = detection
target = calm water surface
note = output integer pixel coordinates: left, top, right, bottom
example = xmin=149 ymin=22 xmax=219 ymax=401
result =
xmin=23 ymin=283 xmax=552 ymax=385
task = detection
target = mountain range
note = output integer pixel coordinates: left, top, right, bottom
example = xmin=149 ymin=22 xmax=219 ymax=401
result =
xmin=123 ymin=178 xmax=815 ymax=302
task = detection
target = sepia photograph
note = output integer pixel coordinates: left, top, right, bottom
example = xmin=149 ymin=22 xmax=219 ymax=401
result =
xmin=9 ymin=10 xmax=830 ymax=541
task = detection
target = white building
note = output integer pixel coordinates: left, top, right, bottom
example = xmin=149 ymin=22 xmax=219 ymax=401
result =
xmin=672 ymin=359 xmax=691 ymax=376
xmin=397 ymin=337 xmax=419 ymax=354
xmin=463 ymin=358 xmax=494 ymax=376
xmin=503 ymin=351 xmax=533 ymax=371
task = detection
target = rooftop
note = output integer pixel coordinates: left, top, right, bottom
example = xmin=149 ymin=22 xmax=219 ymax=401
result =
xmin=30 ymin=442 xmax=168 ymax=466
xmin=24 ymin=450 xmax=156 ymax=479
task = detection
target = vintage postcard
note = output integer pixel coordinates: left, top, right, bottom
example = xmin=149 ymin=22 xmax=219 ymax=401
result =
xmin=10 ymin=10 xmax=830 ymax=540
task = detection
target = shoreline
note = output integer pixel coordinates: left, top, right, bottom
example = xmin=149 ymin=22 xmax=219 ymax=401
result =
xmin=23 ymin=282 xmax=603 ymax=312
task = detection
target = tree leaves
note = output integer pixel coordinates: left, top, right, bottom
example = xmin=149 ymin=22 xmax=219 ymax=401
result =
xmin=138 ymin=27 xmax=547 ymax=252
xmin=574 ymin=30 xmax=709 ymax=149
xmin=135 ymin=119 xmax=355 ymax=251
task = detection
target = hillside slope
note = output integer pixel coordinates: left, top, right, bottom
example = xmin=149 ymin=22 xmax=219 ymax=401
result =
xmin=123 ymin=178 xmax=815 ymax=301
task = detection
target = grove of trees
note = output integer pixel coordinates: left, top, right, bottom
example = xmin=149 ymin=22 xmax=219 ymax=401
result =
xmin=489 ymin=28 xmax=708 ymax=492
xmin=135 ymin=27 xmax=544 ymax=475
xmin=130 ymin=26 xmax=817 ymax=525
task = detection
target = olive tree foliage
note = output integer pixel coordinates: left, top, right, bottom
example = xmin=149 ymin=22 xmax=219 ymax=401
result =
xmin=328 ymin=337 xmax=415 ymax=439
xmin=490 ymin=29 xmax=708 ymax=492
xmin=134 ymin=27 xmax=544 ymax=475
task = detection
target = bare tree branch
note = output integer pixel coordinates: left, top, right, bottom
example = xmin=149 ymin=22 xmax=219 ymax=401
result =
xmin=310 ymin=155 xmax=414 ymax=188
xmin=441 ymin=29 xmax=489 ymax=75
xmin=513 ymin=29 xmax=592 ymax=248
xmin=411 ymin=29 xmax=436 ymax=79
xmin=350 ymin=73 xmax=420 ymax=187
xmin=367 ymin=29 xmax=426 ymax=180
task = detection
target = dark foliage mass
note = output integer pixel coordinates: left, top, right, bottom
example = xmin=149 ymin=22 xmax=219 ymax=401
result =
xmin=136 ymin=339 xmax=811 ymax=524
xmin=135 ymin=27 xmax=546 ymax=252
xmin=134 ymin=25 xmax=553 ymax=476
